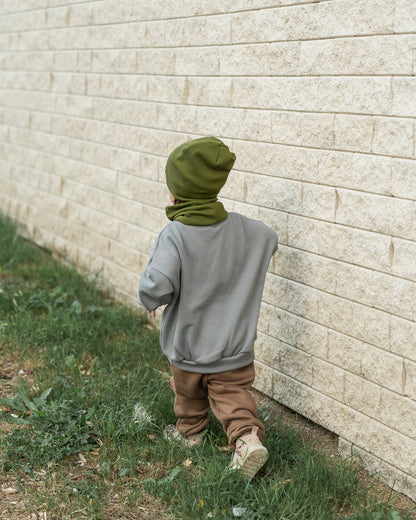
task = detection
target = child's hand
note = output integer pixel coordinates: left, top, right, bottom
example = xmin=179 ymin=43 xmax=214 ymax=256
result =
xmin=149 ymin=310 xmax=156 ymax=318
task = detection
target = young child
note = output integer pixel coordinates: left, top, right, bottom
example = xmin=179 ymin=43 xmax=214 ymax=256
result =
xmin=137 ymin=136 xmax=278 ymax=479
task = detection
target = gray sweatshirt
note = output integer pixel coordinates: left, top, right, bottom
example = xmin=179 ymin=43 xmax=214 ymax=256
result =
xmin=138 ymin=212 xmax=278 ymax=373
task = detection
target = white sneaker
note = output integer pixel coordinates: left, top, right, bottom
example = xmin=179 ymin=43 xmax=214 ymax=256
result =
xmin=230 ymin=427 xmax=268 ymax=480
xmin=163 ymin=424 xmax=206 ymax=448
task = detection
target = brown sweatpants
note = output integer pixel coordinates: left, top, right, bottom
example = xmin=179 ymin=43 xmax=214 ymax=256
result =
xmin=169 ymin=362 xmax=264 ymax=449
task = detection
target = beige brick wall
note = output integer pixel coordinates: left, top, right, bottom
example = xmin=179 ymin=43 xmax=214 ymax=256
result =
xmin=0 ymin=0 xmax=415 ymax=500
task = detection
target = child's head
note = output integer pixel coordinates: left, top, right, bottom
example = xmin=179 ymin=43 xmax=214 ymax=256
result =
xmin=165 ymin=137 xmax=236 ymax=203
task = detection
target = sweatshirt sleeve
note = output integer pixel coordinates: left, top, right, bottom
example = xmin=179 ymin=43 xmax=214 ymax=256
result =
xmin=137 ymin=227 xmax=181 ymax=311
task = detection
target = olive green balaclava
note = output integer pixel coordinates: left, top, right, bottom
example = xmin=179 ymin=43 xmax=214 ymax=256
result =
xmin=165 ymin=137 xmax=236 ymax=226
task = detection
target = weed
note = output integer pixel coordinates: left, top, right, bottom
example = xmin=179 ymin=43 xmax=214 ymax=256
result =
xmin=0 ymin=379 xmax=97 ymax=470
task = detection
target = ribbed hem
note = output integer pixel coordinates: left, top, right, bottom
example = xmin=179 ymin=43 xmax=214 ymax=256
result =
xmin=169 ymin=351 xmax=255 ymax=374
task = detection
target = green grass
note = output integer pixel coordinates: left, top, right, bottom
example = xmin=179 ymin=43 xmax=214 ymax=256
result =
xmin=0 ymin=213 xmax=414 ymax=520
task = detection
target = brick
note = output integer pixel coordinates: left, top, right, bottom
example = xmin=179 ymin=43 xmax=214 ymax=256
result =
xmin=372 ymin=117 xmax=414 ymax=158
xmin=253 ymin=360 xmax=273 ymax=397
xmin=333 ymin=261 xmax=414 ymax=320
xmin=335 ymin=189 xmax=414 ymax=240
xmin=273 ymin=244 xmax=414 ymax=321
xmin=317 ymin=77 xmax=393 ymax=115
xmin=380 ymin=390 xmax=416 ymax=439
xmin=117 ymin=174 xmax=166 ymax=208
xmin=343 ymin=373 xmax=382 ymax=416
xmin=317 ymin=291 xmax=391 ymax=350
xmin=391 ymin=238 xmax=416 ymax=281
xmin=254 ymin=332 xmax=280 ymax=367
xmin=220 ymin=198 xmax=260 ymax=222
xmin=392 ymin=78 xmax=416 ymax=118
xmin=395 ymin=0 xmax=416 ymax=33
xmin=101 ymin=260 xmax=140 ymax=300
xmin=257 ymin=206 xmax=288 ymax=243
xmin=137 ymin=49 xmax=176 ymax=75
xmin=115 ymin=221 xmax=158 ymax=256
xmin=208 ymin=42 xmax=300 ymax=77
xmin=404 ymin=361 xmax=416 ymax=400
xmin=272 ymin=245 xmax=337 ymax=293
xmin=287 ymin=214 xmax=392 ymax=273
xmin=333 ymin=115 xmax=373 ymax=153
xmin=299 ymin=35 xmax=414 ymax=76
xmin=257 ymin=301 xmax=273 ymax=337
xmin=107 ymin=240 xmax=142 ymax=272
xmin=391 ymin=159 xmax=416 ymax=199
xmin=242 ymin=172 xmax=303 ymax=213
xmin=263 ymin=273 xmax=319 ymax=323
xmin=312 ymin=358 xmax=344 ymax=402
xmin=301 ymin=183 xmax=336 ymax=221
xmin=390 ymin=317 xmax=416 ymax=362
xmin=345 ymin=416 xmax=416 ymax=479
xmin=277 ymin=342 xmax=313 ymax=386
xmin=269 ymin=307 xmax=328 ymax=359
xmin=65 ymin=203 xmax=119 ymax=241
xmin=271 ymin=111 xmax=334 ymax=149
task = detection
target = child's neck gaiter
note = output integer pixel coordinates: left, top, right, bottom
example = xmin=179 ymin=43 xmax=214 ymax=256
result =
xmin=165 ymin=137 xmax=236 ymax=226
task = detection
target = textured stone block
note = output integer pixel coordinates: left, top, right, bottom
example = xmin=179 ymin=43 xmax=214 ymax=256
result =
xmin=117 ymin=174 xmax=165 ymax=207
xmin=272 ymin=245 xmax=337 ymax=293
xmin=312 ymin=357 xmax=344 ymax=402
xmin=380 ymin=390 xmax=416 ymax=439
xmin=253 ymin=360 xmax=273 ymax=397
xmin=319 ymin=291 xmax=391 ymax=350
xmin=333 ymin=115 xmax=373 ymax=153
xmin=254 ymin=332 xmax=280 ymax=367
xmin=271 ymin=111 xmax=334 ymax=149
xmin=275 ymin=373 xmax=416 ymax=479
xmin=277 ymin=342 xmax=313 ymax=386
xmin=261 ymin=306 xmax=328 ymax=360
xmin=391 ymin=159 xmax=416 ymax=199
xmin=392 ymin=78 xmax=416 ymax=117
xmin=372 ymin=117 xmax=414 ymax=158
xmin=390 ymin=317 xmax=416 ymax=363
xmin=299 ymin=35 xmax=414 ymax=76
xmin=287 ymin=214 xmax=392 ymax=273
xmin=404 ymin=361 xmax=416 ymax=401
xmin=394 ymin=0 xmax=416 ymax=31
xmin=243 ymin=172 xmax=303 ymax=213
xmin=335 ymin=189 xmax=414 ymax=240
xmin=333 ymin=261 xmax=414 ymax=320
xmin=391 ymin=239 xmax=416 ymax=281
xmin=343 ymin=373 xmax=382 ymax=416
xmin=262 ymin=273 xmax=319 ymax=323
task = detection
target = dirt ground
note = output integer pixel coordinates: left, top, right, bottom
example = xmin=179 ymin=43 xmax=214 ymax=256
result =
xmin=0 ymin=349 xmax=415 ymax=519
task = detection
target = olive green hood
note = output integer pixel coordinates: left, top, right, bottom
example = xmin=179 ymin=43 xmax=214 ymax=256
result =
xmin=165 ymin=137 xmax=236 ymax=226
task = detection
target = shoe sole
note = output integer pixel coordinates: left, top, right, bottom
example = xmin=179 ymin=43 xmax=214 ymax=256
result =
xmin=233 ymin=446 xmax=269 ymax=480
